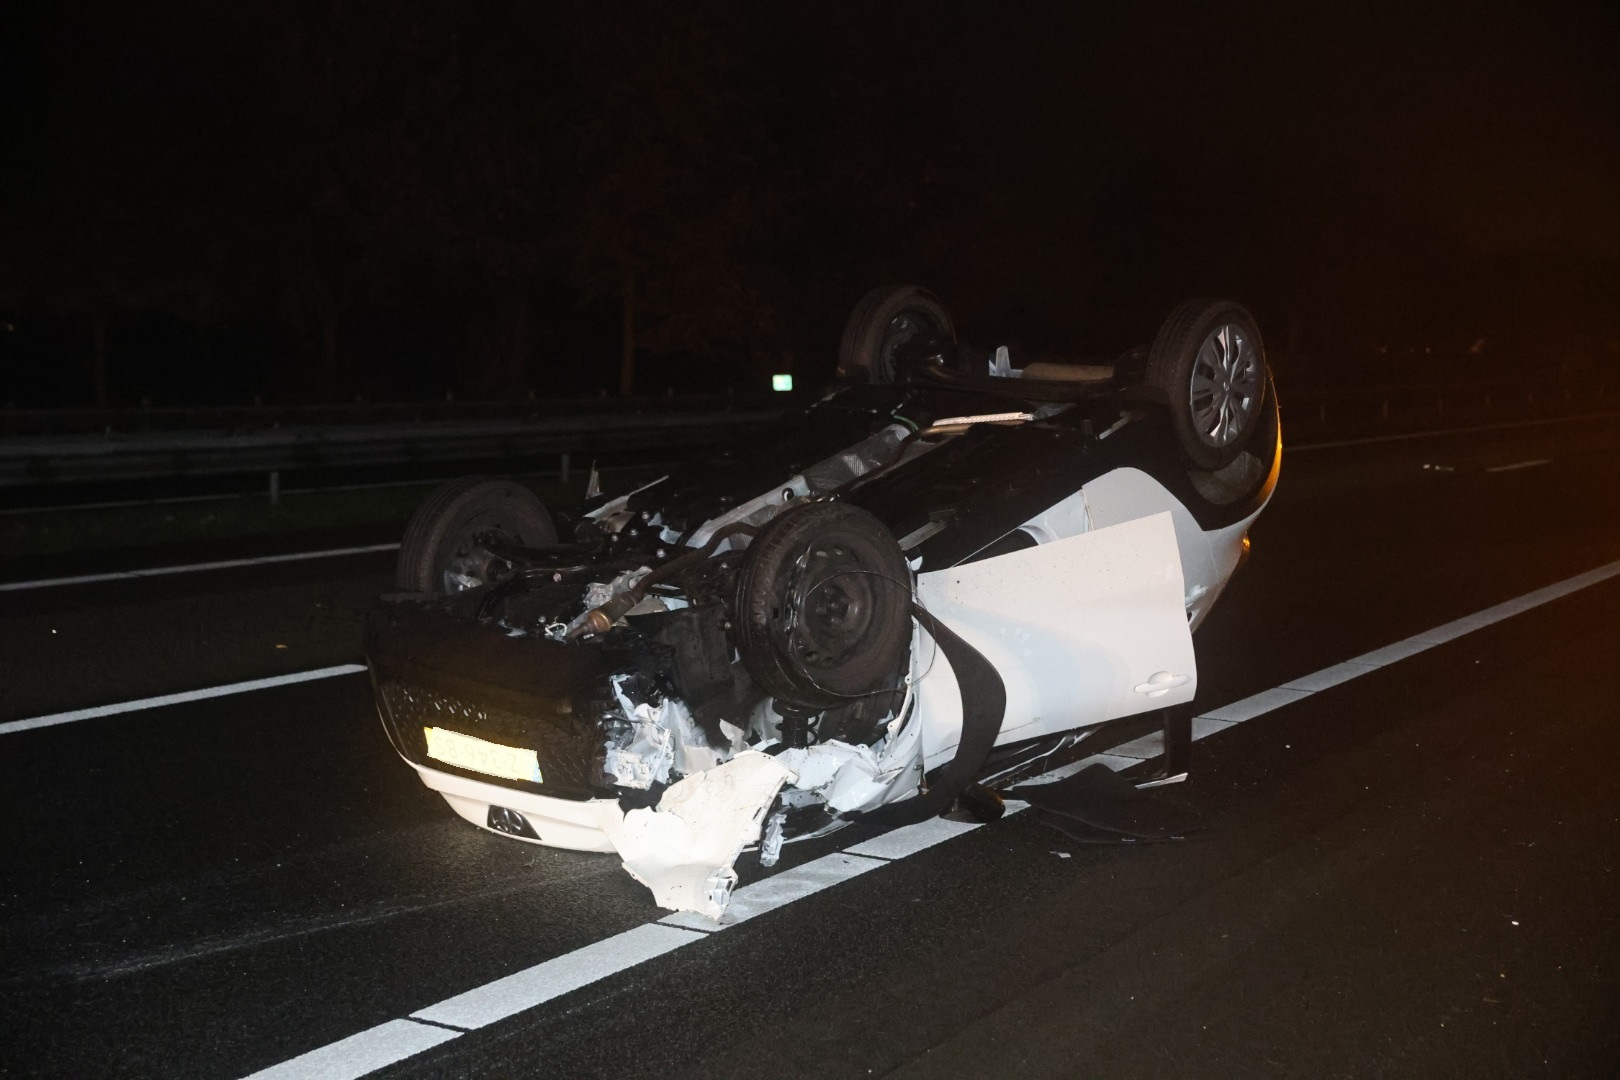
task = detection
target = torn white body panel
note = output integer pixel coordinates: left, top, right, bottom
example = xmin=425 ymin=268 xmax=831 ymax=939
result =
xmin=606 ymin=751 xmax=795 ymax=920
xmin=914 ymin=510 xmax=1196 ymax=770
xmin=776 ymin=706 xmax=924 ymax=814
xmin=603 ymin=679 xmax=733 ymax=787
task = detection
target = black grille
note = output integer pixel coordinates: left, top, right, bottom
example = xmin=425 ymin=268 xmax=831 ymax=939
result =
xmin=378 ymin=680 xmax=610 ymax=799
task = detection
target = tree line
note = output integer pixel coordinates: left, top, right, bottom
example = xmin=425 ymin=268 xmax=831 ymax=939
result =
xmin=2 ymin=1 xmax=1615 ymax=408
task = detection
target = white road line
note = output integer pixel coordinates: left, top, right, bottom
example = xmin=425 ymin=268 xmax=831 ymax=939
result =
xmin=1280 ymin=661 xmax=1379 ymax=693
xmin=0 ymin=665 xmax=369 ymax=736
xmin=659 ymin=853 xmax=888 ymax=933
xmin=1107 ymin=716 xmax=1238 ymax=761
xmin=237 ymin=554 xmax=1620 ymax=1079
xmin=241 ymin=1018 xmax=460 ymax=1080
xmin=845 ymin=816 xmax=982 ymax=860
xmin=0 ymin=543 xmax=401 ymax=592
xmin=1196 ymin=687 xmax=1314 ymax=724
xmin=1484 ymin=458 xmax=1552 ymax=473
xmin=408 ymin=923 xmax=704 ymax=1031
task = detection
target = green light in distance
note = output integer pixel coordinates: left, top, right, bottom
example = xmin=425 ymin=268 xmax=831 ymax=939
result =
xmin=771 ymin=374 xmax=793 ymax=392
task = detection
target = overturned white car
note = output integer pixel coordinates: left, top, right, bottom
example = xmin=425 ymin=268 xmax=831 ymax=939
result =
xmin=365 ymin=288 xmax=1280 ymax=918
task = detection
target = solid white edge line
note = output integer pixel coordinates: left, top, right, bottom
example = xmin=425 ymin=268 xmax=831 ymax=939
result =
xmin=410 ymin=923 xmax=705 ymax=1031
xmin=1196 ymin=686 xmax=1314 ymax=724
xmin=240 ymin=1018 xmax=459 ymax=1080
xmin=1280 ymin=661 xmax=1379 ymax=693
xmin=245 ymin=554 xmax=1620 ymax=1078
xmin=1484 ymin=458 xmax=1552 ymax=473
xmin=0 ymin=665 xmax=369 ymax=736
xmin=659 ymin=852 xmax=888 ymax=933
xmin=0 ymin=543 xmax=401 ymax=592
xmin=1202 ymin=557 xmax=1620 ymax=727
xmin=844 ymin=816 xmax=982 ymax=860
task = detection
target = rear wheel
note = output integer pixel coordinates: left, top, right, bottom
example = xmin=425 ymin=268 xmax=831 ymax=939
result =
xmin=1146 ymin=299 xmax=1267 ymax=469
xmin=837 ymin=285 xmax=957 ymax=384
xmin=396 ymin=477 xmax=556 ymax=594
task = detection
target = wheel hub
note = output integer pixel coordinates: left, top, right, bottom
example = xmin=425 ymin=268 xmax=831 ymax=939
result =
xmin=787 ymin=545 xmax=875 ymax=670
xmin=1188 ymin=323 xmax=1262 ymax=448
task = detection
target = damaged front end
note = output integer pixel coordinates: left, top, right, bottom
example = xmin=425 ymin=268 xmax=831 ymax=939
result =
xmin=367 ymin=429 xmax=930 ymax=918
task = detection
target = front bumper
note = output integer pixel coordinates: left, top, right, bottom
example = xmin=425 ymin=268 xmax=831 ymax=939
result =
xmin=366 ymin=595 xmax=666 ymax=802
xmin=408 ymin=760 xmax=624 ymax=852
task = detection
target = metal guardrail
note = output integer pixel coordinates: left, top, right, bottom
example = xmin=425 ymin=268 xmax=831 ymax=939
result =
xmin=1281 ymin=378 xmax=1614 ymax=428
xmin=0 ymin=408 xmax=784 ymax=490
xmin=2 ymin=376 xmax=1612 ymax=496
xmin=0 ymin=391 xmax=787 ymax=437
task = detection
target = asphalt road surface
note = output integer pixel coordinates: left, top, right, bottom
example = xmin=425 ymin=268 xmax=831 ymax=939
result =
xmin=4 ymin=415 xmax=1619 ymax=1079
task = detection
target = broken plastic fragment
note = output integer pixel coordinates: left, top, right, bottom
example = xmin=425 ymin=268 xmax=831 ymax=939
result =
xmin=604 ymin=676 xmax=733 ymax=789
xmin=759 ymin=808 xmax=786 ymax=868
xmin=607 ymin=751 xmax=795 ymax=920
xmin=774 ymin=701 xmax=924 ymax=814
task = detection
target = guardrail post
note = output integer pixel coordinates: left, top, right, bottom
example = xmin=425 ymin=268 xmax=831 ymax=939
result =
xmin=560 ymin=452 xmax=571 ymax=483
xmin=269 ymin=470 xmax=281 ymax=505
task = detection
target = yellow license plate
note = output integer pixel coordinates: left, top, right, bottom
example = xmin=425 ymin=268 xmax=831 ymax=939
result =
xmin=424 ymin=727 xmax=543 ymax=784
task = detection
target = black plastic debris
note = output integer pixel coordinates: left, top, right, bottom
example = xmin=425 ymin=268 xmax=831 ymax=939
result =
xmin=1006 ymin=764 xmax=1206 ymax=844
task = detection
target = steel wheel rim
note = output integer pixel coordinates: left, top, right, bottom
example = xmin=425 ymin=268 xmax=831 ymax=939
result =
xmin=1187 ymin=323 xmax=1262 ymax=448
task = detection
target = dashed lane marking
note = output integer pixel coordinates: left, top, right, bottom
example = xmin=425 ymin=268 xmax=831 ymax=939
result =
xmin=0 ymin=665 xmax=369 ymax=736
xmin=0 ymin=542 xmax=401 ymax=592
xmin=240 ymin=556 xmax=1620 ymax=1080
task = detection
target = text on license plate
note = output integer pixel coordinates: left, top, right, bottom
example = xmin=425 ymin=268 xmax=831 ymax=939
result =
xmin=424 ymin=726 xmax=543 ymax=783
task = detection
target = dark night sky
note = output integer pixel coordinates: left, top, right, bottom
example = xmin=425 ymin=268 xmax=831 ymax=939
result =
xmin=1 ymin=0 xmax=1616 ymax=406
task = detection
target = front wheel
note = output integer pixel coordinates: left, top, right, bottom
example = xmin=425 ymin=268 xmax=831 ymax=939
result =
xmin=396 ymin=477 xmax=556 ymax=594
xmin=734 ymin=502 xmax=912 ymax=710
xmin=1146 ymin=299 xmax=1267 ymax=470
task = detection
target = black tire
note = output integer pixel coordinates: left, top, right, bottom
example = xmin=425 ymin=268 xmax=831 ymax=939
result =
xmin=396 ymin=477 xmax=557 ymax=594
xmin=734 ymin=502 xmax=912 ymax=710
xmin=1145 ymin=299 xmax=1268 ymax=470
xmin=837 ymin=285 xmax=957 ymax=384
